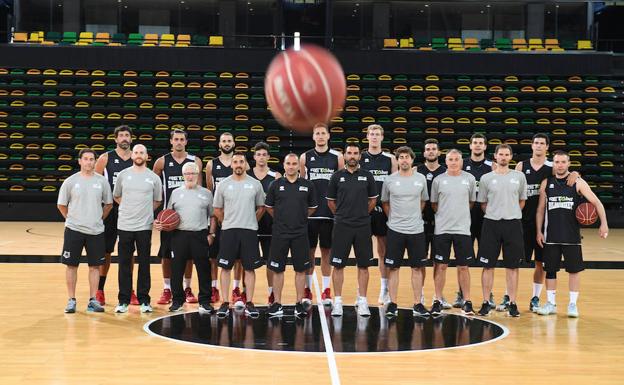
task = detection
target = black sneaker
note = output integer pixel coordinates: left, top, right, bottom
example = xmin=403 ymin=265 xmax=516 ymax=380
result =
xmin=508 ymin=302 xmax=520 ymax=317
xmin=198 ymin=303 xmax=214 ymax=314
xmin=477 ymin=301 xmax=491 ymax=316
xmin=430 ymin=300 xmax=443 ymax=316
xmin=294 ymin=302 xmax=308 ymax=318
xmin=169 ymin=302 xmax=184 ymax=312
xmin=217 ymin=302 xmax=230 ymax=318
xmin=462 ymin=300 xmax=475 ymax=315
xmin=245 ymin=301 xmax=259 ymax=317
xmin=412 ymin=303 xmax=429 ymax=317
xmin=385 ymin=302 xmax=398 ymax=318
xmin=268 ymin=302 xmax=283 ymax=317
xmin=529 ymin=296 xmax=540 ymax=312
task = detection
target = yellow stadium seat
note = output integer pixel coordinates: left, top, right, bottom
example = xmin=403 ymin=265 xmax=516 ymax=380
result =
xmin=13 ymin=32 xmax=28 ymax=43
xmin=447 ymin=37 xmax=463 ymax=49
xmin=383 ymin=38 xmax=398 ymax=48
xmin=78 ymin=32 xmax=93 ymax=44
xmin=577 ymin=40 xmax=593 ymax=50
xmin=160 ymin=34 xmax=175 ymax=47
xmin=176 ymin=34 xmax=191 ymax=47
xmin=512 ymin=38 xmax=527 ymax=50
xmin=144 ymin=33 xmax=159 ymax=46
xmin=209 ymin=36 xmax=224 ymax=46
xmin=528 ymin=38 xmax=544 ymax=50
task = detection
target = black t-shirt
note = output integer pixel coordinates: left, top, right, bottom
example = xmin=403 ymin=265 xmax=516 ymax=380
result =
xmin=360 ymin=150 xmax=393 ymax=206
xmin=248 ymin=168 xmax=278 ymax=235
xmin=104 ymin=150 xmax=132 ymax=208
xmin=326 ymin=168 xmax=378 ymax=227
xmin=265 ymin=177 xmax=318 ymax=238
xmin=463 ymin=158 xmax=493 ymax=221
xmin=211 ymin=157 xmax=232 ymax=192
xmin=416 ymin=164 xmax=447 ymax=225
xmin=304 ymin=148 xmax=340 ymax=219
xmin=545 ymin=176 xmax=581 ymax=244
xmin=162 ymin=153 xmax=196 ymax=207
xmin=521 ymin=159 xmax=553 ymax=223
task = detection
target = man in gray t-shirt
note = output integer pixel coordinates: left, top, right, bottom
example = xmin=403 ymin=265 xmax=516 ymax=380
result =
xmin=475 ymin=144 xmax=527 ymax=318
xmin=213 ymin=153 xmax=265 ymax=318
xmin=379 ymin=146 xmax=430 ymax=317
xmin=111 ymin=144 xmax=163 ymax=313
xmin=429 ymin=149 xmax=477 ymax=315
xmin=57 ymin=149 xmax=113 ymax=314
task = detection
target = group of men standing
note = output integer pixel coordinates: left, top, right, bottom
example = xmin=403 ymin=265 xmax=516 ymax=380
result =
xmin=58 ymin=124 xmax=608 ymax=319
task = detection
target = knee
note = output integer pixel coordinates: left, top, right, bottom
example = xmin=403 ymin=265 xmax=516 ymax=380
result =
xmin=546 ymin=271 xmax=557 ymax=279
xmin=457 ymin=266 xmax=468 ymax=273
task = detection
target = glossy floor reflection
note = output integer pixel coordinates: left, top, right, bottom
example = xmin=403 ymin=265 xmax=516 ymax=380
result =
xmin=146 ymin=305 xmax=506 ymax=352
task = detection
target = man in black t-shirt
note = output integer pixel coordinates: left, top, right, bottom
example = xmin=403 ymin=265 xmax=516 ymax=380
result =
xmin=327 ymin=144 xmax=377 ymax=318
xmin=265 ymin=154 xmax=318 ymax=318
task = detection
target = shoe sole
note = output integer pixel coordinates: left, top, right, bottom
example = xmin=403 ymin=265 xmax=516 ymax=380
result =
xmin=268 ymin=310 xmax=284 ymax=317
xmin=413 ymin=311 xmax=429 ymax=317
xmin=322 ymin=299 xmax=332 ymax=306
xmin=186 ymin=299 xmax=199 ymax=303
xmin=169 ymin=308 xmax=183 ymax=312
xmin=331 ymin=313 xmax=343 ymax=317
xmin=462 ymin=310 xmax=475 ymax=315
xmin=115 ymin=310 xmax=128 ymax=313
xmin=87 ymin=308 xmax=105 ymax=313
xmin=508 ymin=313 xmax=520 ymax=317
xmin=452 ymin=303 xmax=463 ymax=308
xmin=385 ymin=312 xmax=398 ymax=318
xmin=294 ymin=311 xmax=308 ymax=318
xmin=157 ymin=300 xmax=172 ymax=305
xmin=217 ymin=310 xmax=229 ymax=318
xmin=430 ymin=310 xmax=442 ymax=316
xmin=495 ymin=306 xmax=508 ymax=312
xmin=568 ymin=314 xmax=579 ymax=318
xmin=234 ymin=301 xmax=245 ymax=309
xmin=65 ymin=309 xmax=76 ymax=314
xmin=245 ymin=311 xmax=260 ymax=317
xmin=141 ymin=308 xmax=153 ymax=313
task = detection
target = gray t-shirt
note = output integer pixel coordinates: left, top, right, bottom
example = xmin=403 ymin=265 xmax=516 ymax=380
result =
xmin=113 ymin=167 xmax=163 ymax=231
xmin=213 ymin=175 xmax=265 ymax=231
xmin=57 ymin=173 xmax=113 ymax=235
xmin=380 ymin=172 xmax=429 ymax=234
xmin=167 ymin=185 xmax=213 ymax=231
xmin=430 ymin=171 xmax=477 ymax=235
xmin=478 ymin=170 xmax=528 ymax=220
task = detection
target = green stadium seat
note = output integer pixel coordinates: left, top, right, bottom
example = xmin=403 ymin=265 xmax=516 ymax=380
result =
xmin=60 ymin=32 xmax=77 ymax=45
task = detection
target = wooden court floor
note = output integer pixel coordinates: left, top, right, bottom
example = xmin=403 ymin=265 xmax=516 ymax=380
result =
xmin=0 ymin=222 xmax=623 ymax=385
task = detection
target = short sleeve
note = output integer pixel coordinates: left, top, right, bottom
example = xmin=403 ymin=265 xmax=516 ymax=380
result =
xmin=469 ymin=176 xmax=477 ymax=202
xmin=326 ymin=172 xmax=338 ymax=200
xmin=265 ymin=181 xmax=276 ymax=207
xmin=380 ymin=180 xmax=390 ymax=203
xmin=112 ymin=172 xmax=123 ymax=198
xmin=57 ymin=179 xmax=70 ymax=205
xmin=307 ymin=181 xmax=318 ymax=208
xmin=519 ymin=173 xmax=528 ymax=200
xmin=153 ymin=175 xmax=163 ymax=201
xmin=166 ymin=191 xmax=175 ymax=210
xmin=477 ymin=176 xmax=489 ymax=203
xmin=367 ymin=172 xmax=378 ymax=198
xmin=102 ymin=181 xmax=113 ymax=205
xmin=213 ymin=183 xmax=223 ymax=208
xmin=421 ymin=176 xmax=429 ymax=201
xmin=429 ymin=178 xmax=439 ymax=203
xmin=255 ymin=182 xmax=265 ymax=207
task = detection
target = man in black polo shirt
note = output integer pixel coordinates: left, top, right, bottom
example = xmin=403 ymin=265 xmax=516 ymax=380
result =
xmin=265 ymin=154 xmax=318 ymax=318
xmin=327 ymin=143 xmax=377 ymax=317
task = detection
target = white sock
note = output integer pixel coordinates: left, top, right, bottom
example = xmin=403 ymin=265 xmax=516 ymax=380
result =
xmin=380 ymin=278 xmax=388 ymax=292
xmin=233 ymin=280 xmax=240 ymax=289
xmin=533 ymin=283 xmax=543 ymax=298
xmin=163 ymin=278 xmax=171 ymax=290
xmin=184 ymin=278 xmax=192 ymax=289
xmin=569 ymin=291 xmax=579 ymax=305
xmin=268 ymin=287 xmax=273 ymax=295
xmin=211 ymin=280 xmax=218 ymax=288
xmin=334 ymin=295 xmax=342 ymax=303
xmin=306 ymin=275 xmax=313 ymax=289
xmin=322 ymin=276 xmax=331 ymax=290
xmin=547 ymin=290 xmax=556 ymax=305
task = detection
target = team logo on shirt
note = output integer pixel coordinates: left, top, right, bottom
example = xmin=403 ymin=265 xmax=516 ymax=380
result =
xmin=114 ymin=159 xmax=119 ymax=164
xmin=93 ymin=183 xmax=102 ymax=189
xmin=243 ymin=184 xmax=253 ymax=189
xmin=426 ymin=173 xmax=433 ymax=180
xmin=62 ymin=251 xmax=71 ymax=259
xmin=358 ymin=176 xmax=367 ymax=181
xmin=492 ymin=180 xmax=497 ymax=184
xmin=299 ymin=186 xmax=308 ymax=191
xmin=461 ymin=180 xmax=469 ymax=185
xmin=526 ymin=169 xmax=531 ymax=174
xmin=510 ymin=179 xmax=520 ymax=185
xmin=465 ymin=166 xmax=471 ymax=171
xmin=270 ymin=261 xmax=280 ymax=268
xmin=75 ymin=184 xmax=81 ymax=188
xmin=414 ymin=182 xmax=423 ymax=187
xmin=442 ymin=180 xmax=448 ymax=185
xmin=145 ymin=178 xmax=154 ymax=184
xmin=549 ymin=184 xmax=554 ymax=189
xmin=310 ymin=157 xmax=315 ymax=161
xmin=364 ymin=158 xmax=370 ymax=163
xmin=395 ymin=181 xmax=401 ymax=186
xmin=216 ymin=165 xmax=222 ymax=170
xmin=339 ymin=177 xmax=345 ymax=182
xmin=279 ymin=186 xmax=285 ymax=191
xmin=332 ymin=257 xmax=342 ymax=263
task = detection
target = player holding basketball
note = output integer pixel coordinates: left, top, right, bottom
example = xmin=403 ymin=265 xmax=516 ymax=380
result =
xmin=380 ymin=146 xmax=428 ymax=318
xmin=94 ymin=125 xmax=134 ymax=306
xmin=327 ymin=143 xmax=377 ymax=317
xmin=112 ymin=144 xmax=163 ymax=313
xmin=214 ymin=152 xmax=265 ymax=318
xmin=247 ymin=142 xmax=281 ymax=304
xmin=535 ymin=151 xmax=608 ymax=318
xmin=153 ymin=129 xmax=203 ymax=305
xmin=158 ymin=162 xmax=214 ymax=313
xmin=58 ymin=149 xmax=113 ymax=313
xmin=415 ymin=138 xmax=447 ymax=307
xmin=476 ymin=144 xmax=527 ymax=317
xmin=430 ymin=149 xmax=477 ymax=316
xmin=265 ymin=154 xmax=318 ymax=317
xmin=300 ymin=123 xmax=344 ymax=305
xmin=359 ymin=124 xmax=397 ymax=305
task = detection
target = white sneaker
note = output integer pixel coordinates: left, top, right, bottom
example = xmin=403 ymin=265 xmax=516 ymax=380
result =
xmin=115 ymin=303 xmax=129 ymax=313
xmin=378 ymin=290 xmax=391 ymax=305
xmin=440 ymin=297 xmax=452 ymax=310
xmin=567 ymin=303 xmax=579 ymax=318
xmin=140 ymin=303 xmax=153 ymax=313
xmin=537 ymin=302 xmax=557 ymax=316
xmin=357 ymin=297 xmax=371 ymax=317
xmin=331 ymin=299 xmax=343 ymax=317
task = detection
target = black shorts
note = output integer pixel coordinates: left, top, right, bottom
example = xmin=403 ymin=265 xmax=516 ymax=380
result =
xmin=158 ymin=230 xmax=173 ymax=259
xmin=384 ymin=229 xmax=427 ymax=268
xmin=258 ymin=235 xmax=271 ymax=260
xmin=433 ymin=233 xmax=475 ymax=266
xmin=470 ymin=208 xmax=484 ymax=245
xmin=308 ymin=219 xmax=333 ymax=249
xmin=268 ymin=234 xmax=311 ymax=273
xmin=370 ymin=206 xmax=388 ymax=237
xmin=424 ymin=221 xmax=437 ymax=258
xmin=208 ymin=226 xmax=221 ymax=259
xmin=61 ymin=228 xmax=106 ymax=267
xmin=330 ymin=222 xmax=373 ymax=268
xmin=218 ymin=228 xmax=262 ymax=271
xmin=522 ymin=220 xmax=543 ymax=263
xmin=103 ymin=205 xmax=118 ymax=254
xmin=477 ymin=219 xmax=524 ymax=269
xmin=543 ymin=244 xmax=584 ymax=274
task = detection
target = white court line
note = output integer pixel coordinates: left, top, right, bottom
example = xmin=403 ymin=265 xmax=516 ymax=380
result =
xmin=312 ymin=271 xmax=341 ymax=385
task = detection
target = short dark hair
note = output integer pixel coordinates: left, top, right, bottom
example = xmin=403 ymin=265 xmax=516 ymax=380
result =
xmin=170 ymin=128 xmax=187 ymax=139
xmin=114 ymin=125 xmax=133 ymax=137
xmin=78 ymin=148 xmax=97 ymax=159
xmin=232 ymin=151 xmax=247 ymax=159
xmin=424 ymin=138 xmax=439 ymax=149
xmin=494 ymin=144 xmax=513 ymax=155
xmin=313 ymin=123 xmax=329 ymax=133
xmin=470 ymin=133 xmax=487 ymax=143
xmin=552 ymin=150 xmax=570 ymax=159
xmin=532 ymin=133 xmax=550 ymax=145
xmin=394 ymin=146 xmax=415 ymax=159
xmin=253 ymin=141 xmax=270 ymax=153
xmin=345 ymin=143 xmax=360 ymax=152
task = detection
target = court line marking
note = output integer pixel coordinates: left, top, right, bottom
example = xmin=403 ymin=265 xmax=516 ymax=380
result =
xmin=311 ymin=271 xmax=341 ymax=385
xmin=142 ymin=308 xmax=510 ymax=356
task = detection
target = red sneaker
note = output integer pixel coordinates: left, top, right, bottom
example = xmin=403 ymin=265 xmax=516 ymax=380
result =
xmin=130 ymin=290 xmax=140 ymax=305
xmin=235 ymin=291 xmax=247 ymax=309
xmin=321 ymin=288 xmax=332 ymax=305
xmin=303 ymin=288 xmax=313 ymax=304
xmin=157 ymin=289 xmax=172 ymax=305
xmin=231 ymin=287 xmax=242 ymax=303
xmin=185 ymin=287 xmax=198 ymax=303
xmin=211 ymin=287 xmax=220 ymax=303
xmin=268 ymin=292 xmax=275 ymax=305
xmin=96 ymin=290 xmax=105 ymax=306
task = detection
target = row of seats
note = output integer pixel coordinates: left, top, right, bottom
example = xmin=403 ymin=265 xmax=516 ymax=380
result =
xmin=384 ymin=37 xmax=593 ymax=51
xmin=12 ymin=32 xmax=224 ymax=47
